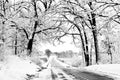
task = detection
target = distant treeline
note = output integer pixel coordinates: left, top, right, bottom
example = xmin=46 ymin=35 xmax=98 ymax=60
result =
xmin=55 ymin=50 xmax=78 ymax=58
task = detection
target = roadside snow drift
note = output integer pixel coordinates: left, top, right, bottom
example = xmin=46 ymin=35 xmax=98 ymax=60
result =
xmin=0 ymin=55 xmax=40 ymax=80
xmin=85 ymin=64 xmax=120 ymax=79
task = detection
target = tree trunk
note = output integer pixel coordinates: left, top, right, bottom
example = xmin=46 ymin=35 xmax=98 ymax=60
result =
xmin=15 ymin=32 xmax=17 ymax=55
xmin=107 ymin=37 xmax=113 ymax=64
xmin=76 ymin=26 xmax=89 ymax=66
xmin=88 ymin=2 xmax=99 ymax=64
xmin=27 ymin=32 xmax=35 ymax=55
xmin=82 ymin=24 xmax=90 ymax=66
xmin=89 ymin=42 xmax=93 ymax=65
xmin=92 ymin=29 xmax=99 ymax=63
xmin=110 ymin=53 xmax=112 ymax=64
xmin=27 ymin=0 xmax=38 ymax=55
xmin=1 ymin=1 xmax=6 ymax=56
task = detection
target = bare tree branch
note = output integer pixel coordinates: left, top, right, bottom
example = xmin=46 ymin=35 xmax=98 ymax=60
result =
xmin=10 ymin=21 xmax=29 ymax=39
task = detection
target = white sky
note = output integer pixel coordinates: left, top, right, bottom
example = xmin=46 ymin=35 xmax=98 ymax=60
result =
xmin=39 ymin=36 xmax=80 ymax=52
xmin=40 ymin=42 xmax=80 ymax=52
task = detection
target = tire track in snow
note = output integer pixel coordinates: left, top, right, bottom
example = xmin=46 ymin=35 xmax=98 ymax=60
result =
xmin=62 ymin=68 xmax=114 ymax=80
xmin=51 ymin=67 xmax=74 ymax=80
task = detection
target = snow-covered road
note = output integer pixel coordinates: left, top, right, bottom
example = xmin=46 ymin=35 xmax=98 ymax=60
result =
xmin=0 ymin=55 xmax=119 ymax=80
xmin=62 ymin=68 xmax=114 ymax=80
xmin=34 ymin=67 xmax=74 ymax=80
xmin=33 ymin=67 xmax=115 ymax=80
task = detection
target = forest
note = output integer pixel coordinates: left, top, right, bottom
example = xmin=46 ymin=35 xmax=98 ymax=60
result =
xmin=0 ymin=0 xmax=120 ymax=80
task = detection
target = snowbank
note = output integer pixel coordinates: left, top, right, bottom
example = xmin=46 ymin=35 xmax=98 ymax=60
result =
xmin=85 ymin=64 xmax=120 ymax=80
xmin=0 ymin=55 xmax=40 ymax=80
xmin=0 ymin=55 xmax=73 ymax=80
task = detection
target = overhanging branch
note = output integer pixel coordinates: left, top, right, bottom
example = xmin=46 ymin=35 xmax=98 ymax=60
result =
xmin=35 ymin=27 xmax=59 ymax=34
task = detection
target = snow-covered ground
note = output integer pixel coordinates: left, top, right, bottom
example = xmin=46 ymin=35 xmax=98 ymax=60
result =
xmin=1 ymin=55 xmax=120 ymax=80
xmin=0 ymin=55 xmax=40 ymax=80
xmin=0 ymin=55 xmax=73 ymax=80
xmin=85 ymin=64 xmax=120 ymax=80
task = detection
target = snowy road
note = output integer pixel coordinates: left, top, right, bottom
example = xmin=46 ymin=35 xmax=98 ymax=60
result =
xmin=39 ymin=56 xmax=115 ymax=80
xmin=37 ymin=67 xmax=115 ymax=80
xmin=61 ymin=68 xmax=114 ymax=80
xmin=1 ymin=55 xmax=119 ymax=80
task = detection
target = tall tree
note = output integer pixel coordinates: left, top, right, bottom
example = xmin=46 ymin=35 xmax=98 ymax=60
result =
xmin=88 ymin=1 xmax=99 ymax=64
xmin=53 ymin=0 xmax=120 ymax=65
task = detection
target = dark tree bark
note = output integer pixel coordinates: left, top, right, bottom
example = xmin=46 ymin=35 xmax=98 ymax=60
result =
xmin=27 ymin=39 xmax=33 ymax=55
xmin=27 ymin=0 xmax=38 ymax=55
xmin=15 ymin=32 xmax=17 ymax=55
xmin=108 ymin=44 xmax=113 ymax=64
xmin=89 ymin=42 xmax=93 ymax=65
xmin=76 ymin=25 xmax=89 ymax=66
xmin=106 ymin=37 xmax=113 ymax=64
xmin=1 ymin=0 xmax=5 ymax=42
xmin=92 ymin=29 xmax=99 ymax=63
xmin=27 ymin=22 xmax=37 ymax=55
xmin=1 ymin=1 xmax=6 ymax=55
xmin=88 ymin=2 xmax=99 ymax=64
xmin=82 ymin=24 xmax=90 ymax=66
